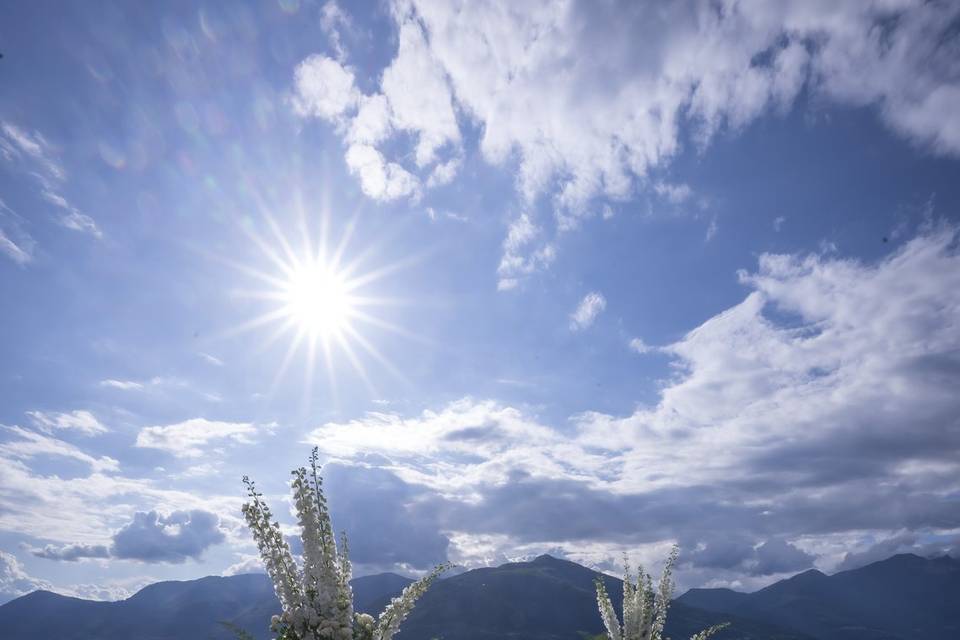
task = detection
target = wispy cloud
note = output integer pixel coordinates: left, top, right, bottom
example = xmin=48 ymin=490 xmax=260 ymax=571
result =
xmin=135 ymin=418 xmax=256 ymax=457
xmin=0 ymin=120 xmax=101 ymax=240
xmin=628 ymin=337 xmax=655 ymax=354
xmin=569 ymin=292 xmax=606 ymax=331
xmin=99 ymin=379 xmax=145 ymax=391
xmin=198 ymin=353 xmax=224 ymax=367
xmin=0 ymin=198 xmax=34 ymax=265
xmin=2 ymin=425 xmax=117 ymax=472
xmin=497 ymin=213 xmax=555 ymax=291
xmin=26 ymin=410 xmax=107 ymax=436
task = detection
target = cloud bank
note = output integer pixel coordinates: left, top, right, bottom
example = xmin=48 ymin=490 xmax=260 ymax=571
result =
xmin=307 ymin=226 xmax=960 ymax=579
xmin=294 ymin=0 xmax=960 ymax=286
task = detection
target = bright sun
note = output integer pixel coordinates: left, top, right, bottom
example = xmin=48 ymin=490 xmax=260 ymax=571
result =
xmin=225 ymin=211 xmax=408 ymax=397
xmin=282 ymin=262 xmax=355 ymax=339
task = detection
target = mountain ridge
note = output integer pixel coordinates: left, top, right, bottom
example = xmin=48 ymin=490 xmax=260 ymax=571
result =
xmin=0 ymin=553 xmax=956 ymax=639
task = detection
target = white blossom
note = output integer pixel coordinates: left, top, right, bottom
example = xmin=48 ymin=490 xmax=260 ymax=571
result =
xmin=242 ymin=447 xmax=446 ymax=640
xmin=595 ymin=546 xmax=728 ymax=640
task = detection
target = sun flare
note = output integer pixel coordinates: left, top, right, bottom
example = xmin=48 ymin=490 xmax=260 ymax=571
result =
xmin=282 ymin=262 xmax=355 ymax=339
xmin=223 ymin=211 xmax=412 ymax=399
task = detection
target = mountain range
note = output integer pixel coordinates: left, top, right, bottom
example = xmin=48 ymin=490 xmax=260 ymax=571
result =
xmin=0 ymin=553 xmax=955 ymax=639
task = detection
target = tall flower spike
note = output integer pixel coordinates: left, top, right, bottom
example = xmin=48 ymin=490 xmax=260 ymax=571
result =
xmin=595 ymin=546 xmax=726 ymax=640
xmin=375 ymin=562 xmax=449 ymax=640
xmin=242 ymin=449 xmax=446 ymax=640
xmin=595 ymin=577 xmax=623 ymax=640
xmin=622 ymin=555 xmax=637 ymax=639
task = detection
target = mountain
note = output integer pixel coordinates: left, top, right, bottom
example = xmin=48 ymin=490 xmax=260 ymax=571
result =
xmin=2 ymin=553 xmax=954 ymax=640
xmin=678 ymin=553 xmax=960 ymax=640
xmin=390 ymin=554 xmax=805 ymax=640
xmin=0 ymin=571 xmax=411 ymax=640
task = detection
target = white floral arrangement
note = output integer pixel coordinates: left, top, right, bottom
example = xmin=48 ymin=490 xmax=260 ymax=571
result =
xmin=595 ymin=546 xmax=728 ymax=640
xmin=242 ymin=447 xmax=447 ymax=640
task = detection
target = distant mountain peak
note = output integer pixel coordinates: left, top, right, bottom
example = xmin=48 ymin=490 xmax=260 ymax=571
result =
xmin=532 ymin=553 xmax=563 ymax=563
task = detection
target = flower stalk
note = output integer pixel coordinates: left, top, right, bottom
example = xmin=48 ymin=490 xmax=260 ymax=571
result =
xmin=242 ymin=447 xmax=446 ymax=640
xmin=595 ymin=546 xmax=728 ymax=640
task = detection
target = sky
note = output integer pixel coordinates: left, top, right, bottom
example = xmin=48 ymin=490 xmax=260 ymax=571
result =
xmin=1 ymin=0 xmax=960 ymax=603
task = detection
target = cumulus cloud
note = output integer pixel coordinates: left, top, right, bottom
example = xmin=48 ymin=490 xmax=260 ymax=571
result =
xmin=134 ymin=417 xmax=256 ymax=457
xmin=291 ymin=54 xmax=359 ymax=120
xmin=25 ymin=510 xmax=226 ymax=565
xmin=344 ymin=143 xmax=421 ymax=201
xmin=294 ymin=1 xmax=960 ymax=286
xmin=26 ymin=410 xmax=107 ymax=436
xmin=570 ymin=292 xmax=606 ymax=331
xmin=291 ymin=7 xmax=462 ymax=204
xmin=222 ymin=554 xmax=265 ymax=576
xmin=306 ymin=226 xmax=960 ymax=582
xmin=0 ymin=551 xmax=52 ymax=605
xmin=0 ymin=550 xmax=151 ymax=603
xmin=380 ymin=5 xmax=461 ymax=168
xmin=110 ymin=510 xmax=225 ymax=563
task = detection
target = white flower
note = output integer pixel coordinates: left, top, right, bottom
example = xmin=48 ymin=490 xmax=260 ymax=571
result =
xmin=242 ymin=447 xmax=447 ymax=640
xmin=595 ymin=546 xmax=728 ymax=640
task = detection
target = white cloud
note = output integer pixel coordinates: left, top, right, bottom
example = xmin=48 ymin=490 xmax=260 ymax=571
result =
xmin=1 ymin=425 xmax=118 ymax=473
xmin=0 ymin=550 xmax=52 ymax=604
xmin=295 ymin=1 xmax=960 ymax=285
xmin=705 ymin=216 xmax=719 ymax=242
xmin=320 ymin=1 xmax=353 ymax=62
xmin=40 ymin=187 xmax=102 ymax=239
xmin=773 ymin=216 xmax=786 ymax=232
xmin=344 ymin=143 xmax=421 ymax=201
xmin=654 ymin=182 xmax=694 ymax=205
xmin=305 ymin=226 xmax=960 ymax=580
xmin=0 ymin=229 xmax=31 ymax=265
xmin=134 ymin=418 xmax=256 ymax=457
xmin=58 ymin=209 xmax=103 ymax=238
xmin=292 ymin=13 xmax=463 ymax=203
xmin=0 ymin=425 xmax=242 ymax=554
xmin=198 ymin=352 xmax=224 ymax=366
xmin=497 ymin=213 xmax=555 ymax=290
xmin=26 ymin=410 xmax=107 ymax=436
xmin=99 ymin=379 xmax=144 ymax=391
xmin=426 ymin=155 xmax=462 ymax=188
xmin=628 ymin=337 xmax=655 ymax=354
xmin=0 ymin=122 xmax=62 ymax=178
xmin=380 ymin=5 xmax=461 ymax=168
xmin=222 ymin=554 xmax=265 ymax=576
xmin=0 ymin=196 xmax=34 ymax=266
xmin=347 ymin=94 xmax=392 ymax=146
xmin=569 ymin=292 xmax=607 ymax=331
xmin=575 ymin=225 xmax=960 ymax=492
xmin=0 ymin=550 xmax=152 ymax=603
xmin=1 ymin=121 xmax=101 ymax=240
xmin=291 ymin=55 xmax=359 ymax=120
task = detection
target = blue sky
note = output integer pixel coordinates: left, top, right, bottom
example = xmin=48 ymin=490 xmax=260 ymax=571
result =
xmin=1 ymin=0 xmax=960 ymax=602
